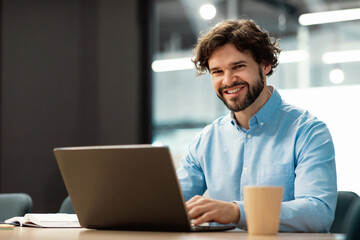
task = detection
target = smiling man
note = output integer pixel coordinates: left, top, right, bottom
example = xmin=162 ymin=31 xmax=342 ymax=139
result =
xmin=176 ymin=19 xmax=337 ymax=232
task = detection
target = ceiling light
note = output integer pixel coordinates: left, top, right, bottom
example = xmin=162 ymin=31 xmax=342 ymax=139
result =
xmin=322 ymin=50 xmax=360 ymax=64
xmin=329 ymin=69 xmax=344 ymax=84
xmin=152 ymin=57 xmax=193 ymax=72
xmin=279 ymin=50 xmax=309 ymax=64
xmin=199 ymin=4 xmax=216 ymax=20
xmin=299 ymin=8 xmax=360 ymax=26
xmin=152 ymin=49 xmax=310 ymax=73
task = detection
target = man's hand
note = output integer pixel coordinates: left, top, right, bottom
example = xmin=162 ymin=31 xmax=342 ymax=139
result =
xmin=186 ymin=195 xmax=240 ymax=226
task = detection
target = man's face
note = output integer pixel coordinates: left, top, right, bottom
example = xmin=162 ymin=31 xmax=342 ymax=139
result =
xmin=208 ymin=43 xmax=268 ymax=112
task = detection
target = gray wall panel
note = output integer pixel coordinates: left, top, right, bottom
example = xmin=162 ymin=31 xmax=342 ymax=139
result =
xmin=0 ymin=0 xmax=145 ymax=212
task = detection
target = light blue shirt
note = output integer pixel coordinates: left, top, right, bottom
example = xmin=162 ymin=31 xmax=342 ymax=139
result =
xmin=177 ymin=87 xmax=337 ymax=232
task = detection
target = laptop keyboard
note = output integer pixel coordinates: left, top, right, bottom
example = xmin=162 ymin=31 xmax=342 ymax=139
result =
xmin=190 ymin=224 xmax=235 ymax=232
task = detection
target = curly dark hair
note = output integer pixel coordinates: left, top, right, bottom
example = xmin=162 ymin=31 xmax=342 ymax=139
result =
xmin=193 ymin=19 xmax=281 ymax=76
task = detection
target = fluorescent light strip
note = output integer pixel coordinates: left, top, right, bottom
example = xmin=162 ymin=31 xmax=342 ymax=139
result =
xmin=299 ymin=8 xmax=360 ymax=26
xmin=322 ymin=50 xmax=360 ymax=64
xmin=152 ymin=50 xmax=309 ymax=73
xmin=152 ymin=57 xmax=193 ymax=72
xmin=279 ymin=50 xmax=309 ymax=64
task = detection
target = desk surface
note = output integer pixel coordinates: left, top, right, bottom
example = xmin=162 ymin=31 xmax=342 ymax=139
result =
xmin=0 ymin=227 xmax=345 ymax=240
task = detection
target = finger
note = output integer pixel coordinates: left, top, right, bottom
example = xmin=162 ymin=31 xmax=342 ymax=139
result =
xmin=186 ymin=196 xmax=207 ymax=211
xmin=192 ymin=211 xmax=217 ymax=225
xmin=188 ymin=202 xmax=213 ymax=219
xmin=191 ymin=201 xmax=240 ymax=225
xmin=186 ymin=195 xmax=202 ymax=205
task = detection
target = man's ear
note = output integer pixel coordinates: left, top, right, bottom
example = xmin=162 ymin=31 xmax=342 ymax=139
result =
xmin=263 ymin=63 xmax=271 ymax=76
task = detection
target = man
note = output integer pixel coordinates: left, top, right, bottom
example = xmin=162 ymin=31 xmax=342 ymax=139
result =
xmin=176 ymin=19 xmax=337 ymax=232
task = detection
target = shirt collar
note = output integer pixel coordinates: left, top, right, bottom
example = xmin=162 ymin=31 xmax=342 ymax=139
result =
xmin=253 ymin=86 xmax=282 ymax=128
xmin=230 ymin=112 xmax=238 ymax=127
xmin=230 ymin=86 xmax=282 ymax=129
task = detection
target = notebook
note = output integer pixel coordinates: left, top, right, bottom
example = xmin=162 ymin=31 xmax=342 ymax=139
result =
xmin=54 ymin=145 xmax=235 ymax=232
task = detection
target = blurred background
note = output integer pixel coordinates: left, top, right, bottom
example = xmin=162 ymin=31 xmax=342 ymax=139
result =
xmin=0 ymin=0 xmax=359 ymax=212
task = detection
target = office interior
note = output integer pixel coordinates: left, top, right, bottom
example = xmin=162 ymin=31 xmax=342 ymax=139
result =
xmin=0 ymin=0 xmax=359 ymax=213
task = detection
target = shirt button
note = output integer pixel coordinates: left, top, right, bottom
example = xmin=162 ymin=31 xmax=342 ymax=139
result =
xmin=243 ymin=166 xmax=248 ymax=171
xmin=260 ymin=122 xmax=264 ymax=126
xmin=247 ymin=134 xmax=252 ymax=139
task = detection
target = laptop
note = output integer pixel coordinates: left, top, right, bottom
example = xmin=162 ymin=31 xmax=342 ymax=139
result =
xmin=54 ymin=145 xmax=235 ymax=232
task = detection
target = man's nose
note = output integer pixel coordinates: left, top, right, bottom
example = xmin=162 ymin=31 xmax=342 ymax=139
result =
xmin=223 ymin=70 xmax=234 ymax=86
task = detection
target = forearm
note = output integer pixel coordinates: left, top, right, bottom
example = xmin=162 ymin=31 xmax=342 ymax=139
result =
xmin=176 ymin=154 xmax=207 ymax=201
xmin=234 ymin=196 xmax=336 ymax=232
xmin=279 ymin=198 xmax=335 ymax=232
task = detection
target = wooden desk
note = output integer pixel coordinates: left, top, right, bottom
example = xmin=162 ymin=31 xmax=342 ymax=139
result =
xmin=0 ymin=227 xmax=345 ymax=240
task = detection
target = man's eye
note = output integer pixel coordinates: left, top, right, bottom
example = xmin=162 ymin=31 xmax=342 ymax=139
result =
xmin=234 ymin=65 xmax=245 ymax=69
xmin=211 ymin=70 xmax=222 ymax=75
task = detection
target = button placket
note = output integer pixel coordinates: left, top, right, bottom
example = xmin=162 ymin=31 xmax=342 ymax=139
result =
xmin=240 ymin=131 xmax=252 ymax=199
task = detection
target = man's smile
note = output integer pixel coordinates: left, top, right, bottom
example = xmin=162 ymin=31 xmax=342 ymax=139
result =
xmin=223 ymin=85 xmax=246 ymax=96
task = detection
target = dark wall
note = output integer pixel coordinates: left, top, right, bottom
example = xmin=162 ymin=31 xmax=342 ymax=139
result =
xmin=0 ymin=0 xmax=150 ymax=212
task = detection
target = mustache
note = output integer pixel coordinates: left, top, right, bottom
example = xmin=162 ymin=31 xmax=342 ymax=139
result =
xmin=219 ymin=81 xmax=248 ymax=93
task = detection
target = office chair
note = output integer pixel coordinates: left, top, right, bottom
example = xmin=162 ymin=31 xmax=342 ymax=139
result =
xmin=330 ymin=191 xmax=359 ymax=233
xmin=0 ymin=193 xmax=33 ymax=222
xmin=344 ymin=198 xmax=360 ymax=240
xmin=59 ymin=196 xmax=75 ymax=214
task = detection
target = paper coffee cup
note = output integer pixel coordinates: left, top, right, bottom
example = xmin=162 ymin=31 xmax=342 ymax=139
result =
xmin=244 ymin=186 xmax=283 ymax=235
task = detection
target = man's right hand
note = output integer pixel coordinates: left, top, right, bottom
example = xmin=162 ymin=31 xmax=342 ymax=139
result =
xmin=186 ymin=195 xmax=240 ymax=226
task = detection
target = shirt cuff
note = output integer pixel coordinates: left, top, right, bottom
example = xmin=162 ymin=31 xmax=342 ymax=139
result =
xmin=233 ymin=201 xmax=247 ymax=230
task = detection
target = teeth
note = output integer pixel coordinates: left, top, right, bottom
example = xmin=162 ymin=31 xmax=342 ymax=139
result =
xmin=227 ymin=87 xmax=241 ymax=94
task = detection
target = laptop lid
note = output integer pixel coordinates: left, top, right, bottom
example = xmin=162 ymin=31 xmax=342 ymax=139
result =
xmin=54 ymin=145 xmax=193 ymax=231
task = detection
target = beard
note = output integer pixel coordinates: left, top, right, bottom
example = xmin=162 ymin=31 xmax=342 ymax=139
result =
xmin=217 ymin=66 xmax=265 ymax=112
